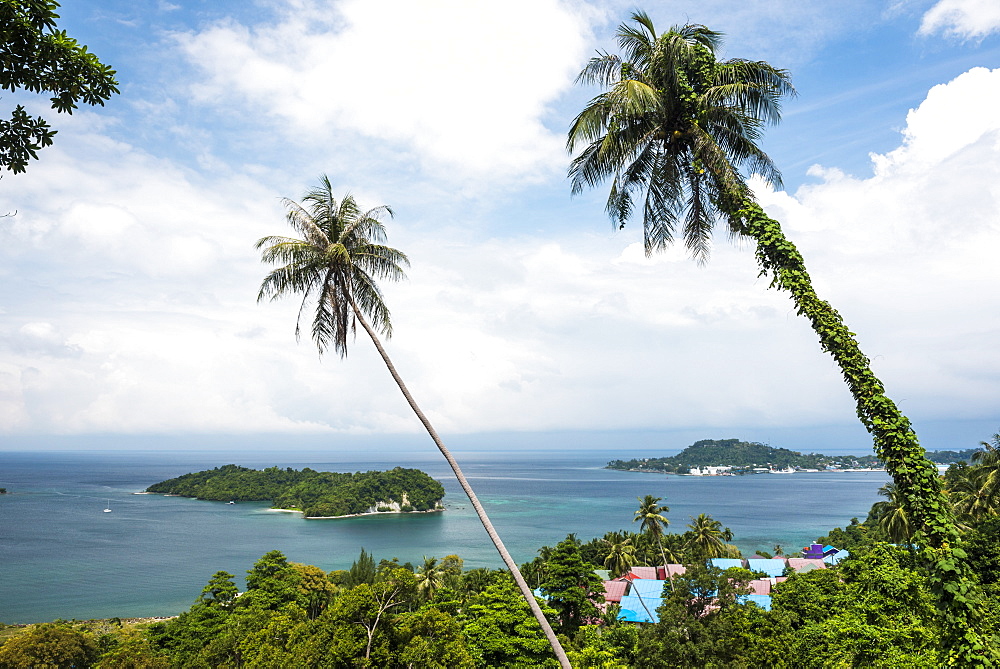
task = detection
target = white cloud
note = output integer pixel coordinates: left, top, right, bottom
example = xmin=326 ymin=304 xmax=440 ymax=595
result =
xmin=172 ymin=0 xmax=595 ymax=184
xmin=753 ymin=67 xmax=1000 ymax=420
xmin=2 ymin=10 xmax=1000 ymax=439
xmin=919 ymin=0 xmax=1000 ymax=39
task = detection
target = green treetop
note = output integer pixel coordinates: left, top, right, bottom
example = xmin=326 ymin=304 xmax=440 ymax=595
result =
xmin=1 ymin=0 xmax=119 ymax=173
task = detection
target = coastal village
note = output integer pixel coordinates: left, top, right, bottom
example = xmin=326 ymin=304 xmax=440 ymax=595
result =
xmin=686 ymin=464 xmax=882 ymax=476
xmin=561 ymin=543 xmax=851 ymax=623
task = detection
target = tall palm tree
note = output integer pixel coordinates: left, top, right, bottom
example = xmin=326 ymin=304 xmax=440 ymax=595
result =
xmin=567 ymin=13 xmax=983 ymax=662
xmin=686 ymin=513 xmax=735 ymax=560
xmin=256 ymin=176 xmax=570 ymax=667
xmin=633 ymin=494 xmax=670 ymax=567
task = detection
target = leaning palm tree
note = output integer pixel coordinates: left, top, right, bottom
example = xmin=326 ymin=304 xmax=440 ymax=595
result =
xmin=256 ymin=176 xmax=570 ymax=667
xmin=567 ymin=13 xmax=985 ymax=662
xmin=633 ymin=494 xmax=670 ymax=567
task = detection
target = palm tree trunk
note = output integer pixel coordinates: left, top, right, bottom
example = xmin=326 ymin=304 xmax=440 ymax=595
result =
xmin=349 ymin=299 xmax=571 ymax=669
xmin=735 ymin=200 xmax=990 ymax=665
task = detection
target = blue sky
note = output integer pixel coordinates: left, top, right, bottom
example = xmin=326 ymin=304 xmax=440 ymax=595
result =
xmin=1 ymin=0 xmax=999 ymax=454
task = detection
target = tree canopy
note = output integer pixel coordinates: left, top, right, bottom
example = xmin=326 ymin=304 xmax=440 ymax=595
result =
xmin=1 ymin=0 xmax=119 ymax=173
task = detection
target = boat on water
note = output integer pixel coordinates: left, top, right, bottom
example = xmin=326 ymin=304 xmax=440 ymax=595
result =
xmin=104 ymin=499 xmax=112 ymax=513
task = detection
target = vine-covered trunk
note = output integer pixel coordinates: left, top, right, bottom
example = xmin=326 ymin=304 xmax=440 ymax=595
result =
xmin=348 ymin=299 xmax=571 ymax=669
xmin=735 ymin=200 xmax=992 ymax=665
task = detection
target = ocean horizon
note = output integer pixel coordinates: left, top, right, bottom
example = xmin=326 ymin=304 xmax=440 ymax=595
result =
xmin=0 ymin=447 xmax=890 ymax=624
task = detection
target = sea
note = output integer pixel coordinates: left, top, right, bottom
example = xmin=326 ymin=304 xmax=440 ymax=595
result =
xmin=0 ymin=448 xmax=890 ymax=624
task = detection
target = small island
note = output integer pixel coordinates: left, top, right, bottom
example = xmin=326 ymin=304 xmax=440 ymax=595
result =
xmin=607 ymin=438 xmax=883 ymax=475
xmin=145 ymin=465 xmax=444 ymax=518
xmin=608 ymin=438 xmax=981 ymax=475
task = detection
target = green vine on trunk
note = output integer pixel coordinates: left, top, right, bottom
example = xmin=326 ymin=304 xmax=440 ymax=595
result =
xmin=735 ymin=200 xmax=994 ymax=666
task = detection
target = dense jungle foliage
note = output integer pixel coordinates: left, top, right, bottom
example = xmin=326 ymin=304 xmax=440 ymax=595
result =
xmin=146 ymin=465 xmax=444 ymax=518
xmin=4 ymin=514 xmax=998 ymax=668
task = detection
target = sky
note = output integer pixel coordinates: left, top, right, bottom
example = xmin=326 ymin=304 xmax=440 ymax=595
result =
xmin=1 ymin=0 xmax=999 ymax=455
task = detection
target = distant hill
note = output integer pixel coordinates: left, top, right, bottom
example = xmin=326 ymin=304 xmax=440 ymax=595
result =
xmin=922 ymin=448 xmax=982 ymax=464
xmin=607 ymin=438 xmax=982 ymax=474
xmin=606 ymin=438 xmax=881 ymax=474
xmin=146 ymin=465 xmax=444 ymax=518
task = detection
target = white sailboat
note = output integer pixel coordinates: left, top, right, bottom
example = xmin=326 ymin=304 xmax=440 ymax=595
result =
xmin=104 ymin=499 xmax=112 ymax=513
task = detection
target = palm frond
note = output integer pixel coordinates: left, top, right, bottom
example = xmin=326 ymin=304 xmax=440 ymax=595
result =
xmin=567 ymin=15 xmax=793 ymax=261
xmin=257 ymin=176 xmax=407 ymax=357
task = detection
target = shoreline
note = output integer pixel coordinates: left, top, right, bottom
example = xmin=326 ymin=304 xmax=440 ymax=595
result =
xmin=270 ymin=507 xmax=445 ymax=520
xmin=607 ymin=467 xmax=888 ymax=475
xmin=142 ymin=493 xmax=445 ymax=519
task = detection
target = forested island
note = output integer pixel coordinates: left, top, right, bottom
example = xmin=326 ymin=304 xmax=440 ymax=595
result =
xmin=607 ymin=438 xmax=882 ymax=474
xmin=608 ymin=439 xmax=982 ymax=475
xmin=145 ymin=465 xmax=444 ymax=518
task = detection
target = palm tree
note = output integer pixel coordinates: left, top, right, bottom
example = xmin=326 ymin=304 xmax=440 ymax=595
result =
xmin=972 ymin=432 xmax=1000 ymax=500
xmin=686 ymin=513 xmax=735 ymax=560
xmin=256 ymin=176 xmax=570 ymax=667
xmin=945 ymin=434 xmax=1000 ymax=522
xmin=633 ymin=494 xmax=670 ymax=567
xmin=601 ymin=533 xmax=638 ymax=578
xmin=948 ymin=465 xmax=999 ymax=522
xmin=870 ymin=483 xmax=914 ymax=544
xmin=415 ymin=556 xmax=446 ymax=602
xmin=567 ymin=14 xmax=981 ymax=660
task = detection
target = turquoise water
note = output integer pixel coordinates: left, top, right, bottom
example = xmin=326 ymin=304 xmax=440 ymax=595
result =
xmin=0 ymin=449 xmax=889 ymax=623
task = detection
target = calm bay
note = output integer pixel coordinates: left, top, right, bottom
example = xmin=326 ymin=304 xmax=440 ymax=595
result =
xmin=0 ymin=448 xmax=889 ymax=623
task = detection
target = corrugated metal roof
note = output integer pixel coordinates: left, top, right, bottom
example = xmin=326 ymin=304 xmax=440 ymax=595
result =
xmin=664 ymin=564 xmax=687 ymax=578
xmin=629 ymin=566 xmax=658 ymax=579
xmin=594 ymin=569 xmax=610 ymax=581
xmin=740 ymin=594 xmax=772 ymax=611
xmin=618 ymin=595 xmax=662 ymax=623
xmin=602 ymin=580 xmax=628 ymax=603
xmin=746 ymin=558 xmax=786 ymax=578
xmin=748 ymin=579 xmax=772 ymax=595
xmin=786 ymin=558 xmax=826 ymax=573
xmin=823 ymin=549 xmax=849 ymax=565
xmin=630 ymin=579 xmax=670 ymax=599
xmin=710 ymin=558 xmax=745 ymax=570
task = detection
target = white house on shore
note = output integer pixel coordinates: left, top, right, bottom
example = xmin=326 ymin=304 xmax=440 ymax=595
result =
xmin=689 ymin=466 xmax=733 ymax=476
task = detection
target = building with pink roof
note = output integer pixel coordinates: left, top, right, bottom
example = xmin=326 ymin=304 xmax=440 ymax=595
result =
xmin=602 ymin=580 xmax=628 ymax=603
xmin=786 ymin=558 xmax=826 ymax=573
xmin=628 ymin=566 xmax=658 ymax=580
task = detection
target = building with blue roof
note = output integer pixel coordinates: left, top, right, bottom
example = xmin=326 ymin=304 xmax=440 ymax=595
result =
xmin=745 ymin=558 xmax=786 ymax=578
xmin=710 ymin=558 xmax=745 ymax=570
xmin=629 ymin=579 xmax=670 ymax=599
xmin=739 ymin=594 xmax=772 ymax=611
xmin=618 ymin=595 xmax=662 ymax=623
xmin=823 ymin=548 xmax=850 ymax=565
